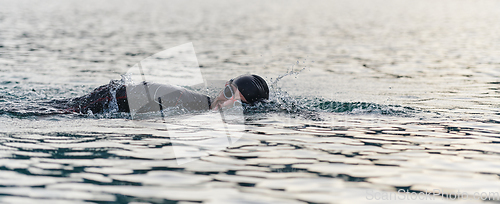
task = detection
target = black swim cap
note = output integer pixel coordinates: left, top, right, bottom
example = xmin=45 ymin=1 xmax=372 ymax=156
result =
xmin=232 ymin=74 xmax=269 ymax=104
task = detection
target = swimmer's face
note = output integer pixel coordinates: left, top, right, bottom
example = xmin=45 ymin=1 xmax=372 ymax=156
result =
xmin=211 ymin=81 xmax=247 ymax=110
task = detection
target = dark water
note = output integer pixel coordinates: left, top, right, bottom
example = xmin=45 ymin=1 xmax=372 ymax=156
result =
xmin=2 ymin=0 xmax=500 ymax=203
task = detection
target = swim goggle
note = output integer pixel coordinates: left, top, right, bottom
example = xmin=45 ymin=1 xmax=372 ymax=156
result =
xmin=223 ymin=79 xmax=243 ymax=107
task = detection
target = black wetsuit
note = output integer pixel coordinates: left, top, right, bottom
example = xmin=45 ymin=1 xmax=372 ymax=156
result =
xmin=63 ymin=80 xmax=211 ymax=114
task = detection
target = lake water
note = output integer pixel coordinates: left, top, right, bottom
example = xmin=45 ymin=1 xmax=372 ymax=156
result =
xmin=1 ymin=0 xmax=500 ymax=203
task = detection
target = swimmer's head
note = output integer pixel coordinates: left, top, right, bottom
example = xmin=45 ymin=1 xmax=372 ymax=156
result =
xmin=211 ymin=74 xmax=269 ymax=110
xmin=232 ymin=74 xmax=269 ymax=104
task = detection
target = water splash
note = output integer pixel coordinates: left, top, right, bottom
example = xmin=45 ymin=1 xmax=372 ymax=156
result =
xmin=243 ymin=94 xmax=416 ymax=119
xmin=269 ymin=60 xmax=308 ymax=88
xmin=106 ymin=80 xmax=121 ymax=114
xmin=120 ymin=73 xmax=135 ymax=86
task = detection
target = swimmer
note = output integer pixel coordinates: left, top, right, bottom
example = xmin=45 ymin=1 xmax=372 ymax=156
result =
xmin=60 ymin=74 xmax=269 ymax=115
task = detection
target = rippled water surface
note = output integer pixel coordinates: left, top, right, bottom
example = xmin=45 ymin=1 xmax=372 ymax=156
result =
xmin=2 ymin=0 xmax=500 ymax=203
